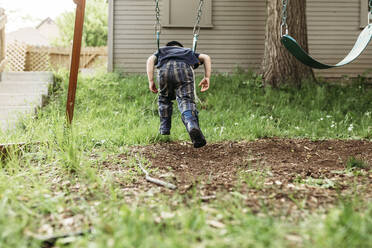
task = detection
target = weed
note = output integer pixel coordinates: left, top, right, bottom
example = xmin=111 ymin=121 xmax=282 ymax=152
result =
xmin=288 ymin=194 xmax=307 ymax=209
xmin=238 ymin=169 xmax=267 ymax=189
xmin=346 ymin=156 xmax=369 ymax=170
xmin=302 ymin=177 xmax=336 ymax=189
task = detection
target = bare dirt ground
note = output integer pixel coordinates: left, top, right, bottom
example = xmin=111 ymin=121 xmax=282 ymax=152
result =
xmin=116 ymin=138 xmax=372 ymax=215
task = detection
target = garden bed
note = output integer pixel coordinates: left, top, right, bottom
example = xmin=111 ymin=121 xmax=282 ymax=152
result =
xmin=119 ymin=138 xmax=372 ymax=214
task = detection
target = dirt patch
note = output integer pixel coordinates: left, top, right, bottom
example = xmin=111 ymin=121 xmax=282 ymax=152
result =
xmin=119 ymin=138 xmax=372 ymax=214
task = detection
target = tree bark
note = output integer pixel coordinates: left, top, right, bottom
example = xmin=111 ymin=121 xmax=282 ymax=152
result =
xmin=262 ymin=0 xmax=315 ymax=87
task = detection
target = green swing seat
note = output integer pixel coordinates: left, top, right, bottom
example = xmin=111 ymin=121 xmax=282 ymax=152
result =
xmin=281 ymin=25 xmax=372 ymax=69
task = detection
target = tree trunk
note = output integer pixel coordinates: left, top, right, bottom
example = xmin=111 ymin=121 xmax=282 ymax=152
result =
xmin=262 ymin=0 xmax=315 ymax=87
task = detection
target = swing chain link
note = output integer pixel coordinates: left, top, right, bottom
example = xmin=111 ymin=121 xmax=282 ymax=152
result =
xmin=369 ymin=0 xmax=372 ymax=25
xmin=155 ymin=0 xmax=161 ymax=34
xmin=281 ymin=0 xmax=289 ymax=36
xmin=193 ymin=0 xmax=205 ymax=36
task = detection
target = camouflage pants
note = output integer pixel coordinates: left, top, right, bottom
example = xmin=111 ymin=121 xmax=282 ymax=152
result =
xmin=157 ymin=60 xmax=197 ymax=119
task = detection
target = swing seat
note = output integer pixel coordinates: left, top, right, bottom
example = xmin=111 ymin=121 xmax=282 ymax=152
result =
xmin=281 ymin=25 xmax=372 ymax=69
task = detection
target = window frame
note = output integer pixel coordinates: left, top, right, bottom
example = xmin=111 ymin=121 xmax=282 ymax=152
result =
xmin=162 ymin=0 xmax=213 ymax=28
xmin=360 ymin=0 xmax=371 ymax=28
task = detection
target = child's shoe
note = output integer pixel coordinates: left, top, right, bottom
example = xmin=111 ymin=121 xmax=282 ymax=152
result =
xmin=182 ymin=112 xmax=206 ymax=148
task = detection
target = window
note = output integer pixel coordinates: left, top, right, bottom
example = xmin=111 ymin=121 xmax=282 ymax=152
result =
xmin=162 ymin=0 xmax=213 ymax=28
xmin=360 ymin=0 xmax=371 ymax=27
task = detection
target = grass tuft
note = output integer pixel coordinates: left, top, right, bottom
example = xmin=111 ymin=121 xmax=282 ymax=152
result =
xmin=346 ymin=156 xmax=369 ymax=170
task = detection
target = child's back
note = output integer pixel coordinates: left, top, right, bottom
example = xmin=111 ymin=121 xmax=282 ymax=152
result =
xmin=146 ymin=41 xmax=211 ymax=148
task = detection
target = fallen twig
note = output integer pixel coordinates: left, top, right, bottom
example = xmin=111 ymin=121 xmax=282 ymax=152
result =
xmin=200 ymin=195 xmax=216 ymax=202
xmin=25 ymin=229 xmax=90 ymax=248
xmin=135 ymin=155 xmax=177 ymax=190
xmin=0 ymin=142 xmax=25 ymax=151
xmin=0 ymin=142 xmax=42 ymax=159
xmin=0 ymin=142 xmax=26 ymax=158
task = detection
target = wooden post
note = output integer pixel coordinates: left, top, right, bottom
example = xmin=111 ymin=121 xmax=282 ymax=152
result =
xmin=66 ymin=0 xmax=86 ymax=124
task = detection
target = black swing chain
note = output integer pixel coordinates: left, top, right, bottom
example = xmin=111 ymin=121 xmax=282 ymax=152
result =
xmin=369 ymin=0 xmax=372 ymax=25
xmin=155 ymin=0 xmax=161 ymax=34
xmin=281 ymin=0 xmax=288 ymax=36
xmin=193 ymin=0 xmax=205 ymax=37
xmin=155 ymin=0 xmax=161 ymax=50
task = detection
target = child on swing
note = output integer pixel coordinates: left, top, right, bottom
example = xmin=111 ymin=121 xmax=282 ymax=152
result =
xmin=146 ymin=41 xmax=211 ymax=148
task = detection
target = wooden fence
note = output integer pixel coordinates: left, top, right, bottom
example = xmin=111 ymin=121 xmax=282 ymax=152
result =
xmin=6 ymin=43 xmax=107 ymax=72
xmin=0 ymin=8 xmax=6 ymax=72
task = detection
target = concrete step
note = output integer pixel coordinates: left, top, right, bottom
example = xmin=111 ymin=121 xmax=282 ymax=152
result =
xmin=0 ymin=71 xmax=54 ymax=131
xmin=1 ymin=72 xmax=53 ymax=83
xmin=0 ymin=107 xmax=37 ymax=132
xmin=0 ymin=81 xmax=49 ymax=95
xmin=0 ymin=94 xmax=42 ymax=106
xmin=0 ymin=119 xmax=19 ymax=132
xmin=0 ymin=107 xmax=35 ymax=120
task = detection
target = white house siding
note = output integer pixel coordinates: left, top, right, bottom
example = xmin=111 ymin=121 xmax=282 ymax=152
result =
xmin=308 ymin=0 xmax=372 ymax=78
xmin=110 ymin=0 xmax=372 ymax=78
xmin=111 ymin=0 xmax=266 ymax=74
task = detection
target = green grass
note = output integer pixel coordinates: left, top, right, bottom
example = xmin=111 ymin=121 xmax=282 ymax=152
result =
xmin=346 ymin=156 xmax=369 ymax=170
xmin=2 ymin=69 xmax=372 ymax=145
xmin=0 ymin=70 xmax=371 ymax=247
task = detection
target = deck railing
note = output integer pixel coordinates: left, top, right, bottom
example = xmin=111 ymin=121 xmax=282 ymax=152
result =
xmin=0 ymin=8 xmax=6 ymax=72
